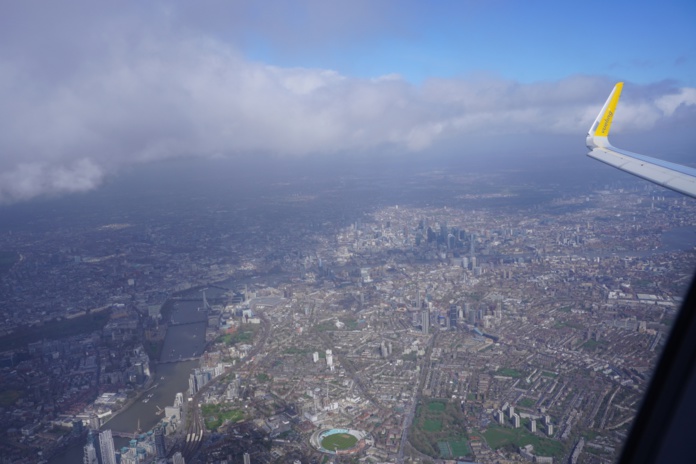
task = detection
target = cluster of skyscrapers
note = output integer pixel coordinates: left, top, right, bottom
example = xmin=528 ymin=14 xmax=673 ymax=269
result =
xmin=82 ymin=429 xmax=116 ymax=464
xmin=83 ymin=426 xmax=185 ymax=463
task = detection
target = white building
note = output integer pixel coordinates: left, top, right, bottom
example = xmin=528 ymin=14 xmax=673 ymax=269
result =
xmin=98 ymin=430 xmax=116 ymax=464
xmin=83 ymin=442 xmax=98 ymax=464
xmin=512 ymin=413 xmax=520 ymax=428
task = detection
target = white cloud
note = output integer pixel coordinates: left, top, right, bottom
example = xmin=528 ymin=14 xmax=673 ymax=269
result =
xmin=655 ymin=88 xmax=696 ymax=116
xmin=0 ymin=159 xmax=103 ymax=203
xmin=0 ymin=2 xmax=694 ymax=203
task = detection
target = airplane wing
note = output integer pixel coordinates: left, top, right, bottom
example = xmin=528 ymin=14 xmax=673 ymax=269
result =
xmin=586 ymin=82 xmax=696 ymax=198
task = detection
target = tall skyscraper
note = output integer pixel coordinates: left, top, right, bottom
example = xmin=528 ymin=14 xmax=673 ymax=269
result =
xmin=449 ymin=304 xmax=458 ymax=328
xmin=422 ymin=309 xmax=429 ymax=335
xmin=98 ymin=430 xmax=116 ymax=464
xmin=83 ymin=442 xmax=98 ymax=464
xmin=155 ymin=426 xmax=166 ymax=458
xmin=243 ymin=452 xmax=251 ymax=464
xmin=172 ymin=452 xmax=186 ymax=464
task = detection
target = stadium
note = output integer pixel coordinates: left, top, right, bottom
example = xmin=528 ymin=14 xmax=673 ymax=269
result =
xmin=310 ymin=428 xmax=370 ymax=455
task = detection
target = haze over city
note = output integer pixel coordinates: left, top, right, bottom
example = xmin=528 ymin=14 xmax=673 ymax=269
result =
xmin=1 ymin=2 xmax=696 ymax=464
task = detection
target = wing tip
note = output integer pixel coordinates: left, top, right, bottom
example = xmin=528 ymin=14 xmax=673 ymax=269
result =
xmin=587 ymin=82 xmax=624 ymax=150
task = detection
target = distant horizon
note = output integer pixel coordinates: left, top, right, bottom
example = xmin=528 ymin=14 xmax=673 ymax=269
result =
xmin=0 ymin=151 xmax=676 ymax=237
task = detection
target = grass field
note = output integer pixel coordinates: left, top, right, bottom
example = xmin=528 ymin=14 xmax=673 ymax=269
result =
xmin=218 ymin=325 xmax=258 ymax=346
xmin=410 ymin=400 xmax=470 ymax=459
xmin=449 ymin=439 xmax=471 ymax=456
xmin=201 ymin=404 xmax=244 ymax=430
xmin=424 ymin=419 xmax=443 ymax=432
xmin=518 ymin=397 xmax=536 ymax=408
xmin=321 ymin=433 xmax=358 ymax=450
xmin=496 ymin=367 xmax=523 ymax=378
xmin=483 ymin=425 xmax=564 ymax=457
xmin=484 ymin=426 xmax=516 ymax=448
xmin=428 ymin=401 xmax=446 ymax=412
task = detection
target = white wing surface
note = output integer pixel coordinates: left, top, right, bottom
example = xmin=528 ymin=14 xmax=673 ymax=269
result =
xmin=586 ymin=82 xmax=696 ymax=198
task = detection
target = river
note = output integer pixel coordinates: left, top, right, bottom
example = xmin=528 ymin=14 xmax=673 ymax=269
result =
xmin=660 ymin=225 xmax=696 ymax=252
xmin=49 ymin=290 xmax=211 ymax=463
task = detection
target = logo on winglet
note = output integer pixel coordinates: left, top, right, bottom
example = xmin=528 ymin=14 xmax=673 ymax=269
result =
xmin=600 ymin=110 xmax=613 ymax=136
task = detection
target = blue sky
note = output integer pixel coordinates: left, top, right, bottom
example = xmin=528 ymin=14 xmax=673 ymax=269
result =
xmin=0 ymin=0 xmax=695 ymax=203
xmin=238 ymin=0 xmax=696 ymax=85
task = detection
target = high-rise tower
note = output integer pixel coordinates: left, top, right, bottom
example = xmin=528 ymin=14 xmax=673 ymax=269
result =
xmin=83 ymin=436 xmax=98 ymax=464
xmin=155 ymin=426 xmax=166 ymax=458
xmin=98 ymin=430 xmax=116 ymax=464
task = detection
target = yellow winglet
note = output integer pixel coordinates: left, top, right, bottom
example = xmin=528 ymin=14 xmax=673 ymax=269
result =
xmin=593 ymin=82 xmax=624 ymax=137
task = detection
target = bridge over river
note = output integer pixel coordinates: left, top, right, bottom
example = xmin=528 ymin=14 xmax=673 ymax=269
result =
xmin=111 ymin=430 xmax=139 ymax=440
